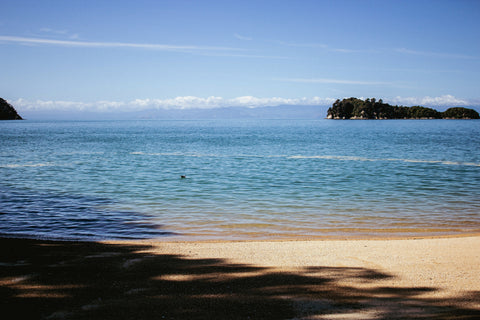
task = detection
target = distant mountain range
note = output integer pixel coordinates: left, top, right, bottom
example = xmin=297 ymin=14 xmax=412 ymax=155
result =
xmin=6 ymin=97 xmax=480 ymax=121
xmin=18 ymin=105 xmax=331 ymax=120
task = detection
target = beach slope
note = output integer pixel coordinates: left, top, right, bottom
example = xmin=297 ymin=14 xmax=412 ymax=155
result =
xmin=1 ymin=236 xmax=479 ymax=319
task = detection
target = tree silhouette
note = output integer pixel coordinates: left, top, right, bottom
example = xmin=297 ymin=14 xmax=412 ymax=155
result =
xmin=0 ymin=98 xmax=22 ymax=120
xmin=327 ymin=98 xmax=479 ymax=120
xmin=1 ymin=238 xmax=479 ymax=319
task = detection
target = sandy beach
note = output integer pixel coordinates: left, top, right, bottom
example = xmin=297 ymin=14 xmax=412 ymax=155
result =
xmin=1 ymin=236 xmax=479 ymax=319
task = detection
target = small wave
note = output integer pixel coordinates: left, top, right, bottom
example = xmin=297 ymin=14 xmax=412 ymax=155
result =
xmin=130 ymin=152 xmax=480 ymax=167
xmin=60 ymin=151 xmax=105 ymax=156
xmin=288 ymin=155 xmax=480 ymax=167
xmin=0 ymin=162 xmax=56 ymax=168
xmin=130 ymin=151 xmax=183 ymax=156
xmin=394 ymin=159 xmax=480 ymax=166
xmin=131 ymin=151 xmax=250 ymax=158
xmin=289 ymin=155 xmax=372 ymax=161
xmin=131 ymin=151 xmax=289 ymax=159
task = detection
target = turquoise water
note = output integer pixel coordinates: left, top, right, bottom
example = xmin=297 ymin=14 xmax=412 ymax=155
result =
xmin=1 ymin=119 xmax=479 ymax=240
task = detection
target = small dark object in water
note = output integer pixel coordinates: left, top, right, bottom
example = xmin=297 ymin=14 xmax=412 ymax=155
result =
xmin=180 ymin=175 xmax=186 ymax=179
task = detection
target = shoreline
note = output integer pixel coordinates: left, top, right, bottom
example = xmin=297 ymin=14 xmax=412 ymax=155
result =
xmin=3 ymin=229 xmax=480 ymax=244
xmin=130 ymin=230 xmax=480 ymax=244
xmin=2 ymin=235 xmax=479 ymax=319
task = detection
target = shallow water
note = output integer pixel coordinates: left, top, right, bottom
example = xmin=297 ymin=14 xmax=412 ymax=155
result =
xmin=1 ymin=119 xmax=479 ymax=240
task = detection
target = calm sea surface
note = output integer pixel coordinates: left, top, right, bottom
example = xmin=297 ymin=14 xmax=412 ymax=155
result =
xmin=1 ymin=119 xmax=479 ymax=240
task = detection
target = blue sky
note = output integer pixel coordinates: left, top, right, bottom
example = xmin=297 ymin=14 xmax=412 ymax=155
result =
xmin=1 ymin=0 xmax=479 ymax=114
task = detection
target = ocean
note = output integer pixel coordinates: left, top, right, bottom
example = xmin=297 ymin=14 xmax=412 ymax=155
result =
xmin=1 ymin=119 xmax=479 ymax=240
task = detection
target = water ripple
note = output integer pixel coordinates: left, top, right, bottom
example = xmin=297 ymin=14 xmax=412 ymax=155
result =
xmin=1 ymin=119 xmax=479 ymax=240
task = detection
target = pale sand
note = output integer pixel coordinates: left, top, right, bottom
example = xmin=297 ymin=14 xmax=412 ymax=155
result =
xmin=110 ymin=236 xmax=480 ymax=319
xmin=2 ymin=236 xmax=480 ymax=319
xmin=124 ymin=236 xmax=480 ymax=296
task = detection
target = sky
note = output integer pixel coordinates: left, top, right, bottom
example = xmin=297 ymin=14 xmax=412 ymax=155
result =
xmin=1 ymin=0 xmax=480 ymax=116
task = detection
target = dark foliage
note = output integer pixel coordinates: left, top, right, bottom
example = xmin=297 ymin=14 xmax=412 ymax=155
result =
xmin=0 ymin=98 xmax=22 ymax=120
xmin=327 ymin=97 xmax=478 ymax=120
xmin=442 ymin=107 xmax=480 ymax=119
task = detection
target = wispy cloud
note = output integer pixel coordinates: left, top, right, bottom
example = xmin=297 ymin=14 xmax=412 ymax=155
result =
xmin=276 ymin=41 xmax=477 ymax=58
xmin=275 ymin=77 xmax=394 ymax=86
xmin=0 ymin=35 xmax=241 ymax=52
xmin=197 ymin=52 xmax=290 ymax=59
xmin=275 ymin=40 xmax=327 ymax=49
xmin=234 ymin=33 xmax=252 ymax=41
xmin=395 ymin=48 xmax=479 ymax=60
xmin=0 ymin=34 xmax=293 ymax=59
xmin=274 ymin=40 xmax=369 ymax=53
xmin=39 ymin=28 xmax=79 ymax=39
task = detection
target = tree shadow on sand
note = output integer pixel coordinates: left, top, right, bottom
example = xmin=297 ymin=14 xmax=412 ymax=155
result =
xmin=1 ymin=238 xmax=479 ymax=320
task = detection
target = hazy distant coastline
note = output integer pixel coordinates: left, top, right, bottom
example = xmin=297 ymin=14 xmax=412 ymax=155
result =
xmin=16 ymin=105 xmax=330 ymax=121
xmin=11 ymin=104 xmax=480 ymax=121
xmin=5 ymin=96 xmax=480 ymax=121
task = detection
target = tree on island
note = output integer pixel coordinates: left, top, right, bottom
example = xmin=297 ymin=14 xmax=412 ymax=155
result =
xmin=327 ymin=97 xmax=479 ymax=120
xmin=442 ymin=107 xmax=480 ymax=119
xmin=0 ymin=98 xmax=23 ymax=120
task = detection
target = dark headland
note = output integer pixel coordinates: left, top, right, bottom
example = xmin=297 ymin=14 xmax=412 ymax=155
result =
xmin=327 ymin=97 xmax=480 ymax=120
xmin=0 ymin=98 xmax=22 ymax=120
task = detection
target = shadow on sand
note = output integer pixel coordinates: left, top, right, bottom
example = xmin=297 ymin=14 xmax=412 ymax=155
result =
xmin=1 ymin=238 xmax=479 ymax=319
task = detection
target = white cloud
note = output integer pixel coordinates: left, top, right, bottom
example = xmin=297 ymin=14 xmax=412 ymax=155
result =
xmin=395 ymin=48 xmax=479 ymax=60
xmin=274 ymin=40 xmax=369 ymax=53
xmin=275 ymin=40 xmax=327 ymax=48
xmin=0 ymin=35 xmax=291 ymax=58
xmin=131 ymin=96 xmax=224 ymax=109
xmin=13 ymin=99 xmax=95 ymax=111
xmin=12 ymin=96 xmax=336 ymax=113
xmin=128 ymin=96 xmax=335 ymax=109
xmin=11 ymin=95 xmax=473 ymax=114
xmin=39 ymin=28 xmax=69 ymax=35
xmin=37 ymin=28 xmax=80 ymax=40
xmin=234 ymin=33 xmax=252 ymax=41
xmin=0 ymin=35 xmax=240 ymax=52
xmin=389 ymin=95 xmax=470 ymax=107
xmin=197 ymin=52 xmax=290 ymax=59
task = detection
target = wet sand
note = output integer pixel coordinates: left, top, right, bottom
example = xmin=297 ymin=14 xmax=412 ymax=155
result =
xmin=1 ymin=236 xmax=479 ymax=319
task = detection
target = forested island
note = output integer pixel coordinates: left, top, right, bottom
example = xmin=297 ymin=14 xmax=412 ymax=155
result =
xmin=327 ymin=98 xmax=480 ymax=120
xmin=0 ymin=98 xmax=22 ymax=120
